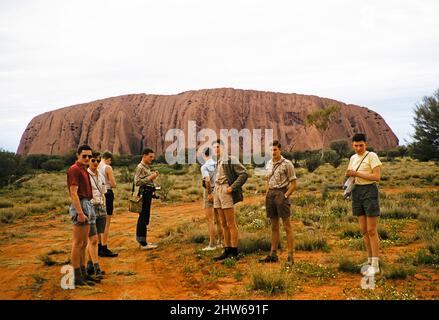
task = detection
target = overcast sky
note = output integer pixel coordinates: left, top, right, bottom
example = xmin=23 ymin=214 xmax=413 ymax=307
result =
xmin=1 ymin=0 xmax=438 ymax=152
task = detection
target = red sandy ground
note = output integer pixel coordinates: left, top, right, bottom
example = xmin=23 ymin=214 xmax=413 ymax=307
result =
xmin=0 ymin=187 xmax=437 ymax=300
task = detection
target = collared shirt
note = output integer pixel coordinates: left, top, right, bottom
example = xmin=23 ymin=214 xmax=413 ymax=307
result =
xmin=348 ymin=152 xmax=382 ymax=185
xmin=215 ymin=157 xmax=229 ymax=185
xmin=201 ymin=158 xmax=216 ymax=187
xmin=265 ymin=156 xmax=297 ymax=189
xmin=67 ymin=161 xmax=93 ymax=200
xmin=87 ymin=168 xmax=107 ymax=206
xmin=134 ymin=161 xmax=155 ymax=187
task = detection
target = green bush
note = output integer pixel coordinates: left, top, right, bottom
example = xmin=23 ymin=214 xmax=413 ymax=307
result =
xmin=250 ymin=269 xmax=291 ymax=294
xmin=238 ymin=233 xmax=272 ymax=254
xmin=338 ymin=257 xmax=362 ymax=273
xmin=0 ymin=149 xmax=30 ymax=186
xmin=295 ymin=233 xmax=329 ymax=252
xmin=41 ymin=159 xmax=65 ymax=172
xmin=304 ymin=153 xmax=322 ymax=173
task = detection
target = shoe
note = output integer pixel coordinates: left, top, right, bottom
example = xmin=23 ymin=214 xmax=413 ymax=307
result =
xmin=362 ymin=265 xmax=380 ymax=276
xmin=259 ymin=254 xmax=279 ymax=263
xmin=140 ymin=243 xmax=158 ymax=250
xmin=74 ymin=277 xmax=88 ymax=287
xmin=202 ymin=245 xmax=217 ymax=251
xmin=94 ymin=269 xmax=105 ymax=280
xmin=358 ymin=260 xmax=371 ymax=268
xmin=85 ymin=274 xmax=101 ymax=284
xmin=213 ymin=248 xmax=230 ymax=261
xmin=86 ymin=265 xmax=95 ymax=276
xmin=100 ymin=247 xmax=119 ymax=257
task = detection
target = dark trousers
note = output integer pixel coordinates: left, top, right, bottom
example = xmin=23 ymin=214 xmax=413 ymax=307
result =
xmin=136 ymin=191 xmax=152 ymax=244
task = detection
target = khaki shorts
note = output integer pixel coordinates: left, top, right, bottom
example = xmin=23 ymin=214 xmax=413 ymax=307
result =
xmin=203 ymin=188 xmax=214 ymax=209
xmin=266 ymin=188 xmax=291 ymax=219
xmin=214 ymin=184 xmax=234 ymax=209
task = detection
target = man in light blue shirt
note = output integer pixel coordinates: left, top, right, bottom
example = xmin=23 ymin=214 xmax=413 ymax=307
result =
xmin=200 ymin=148 xmax=223 ymax=251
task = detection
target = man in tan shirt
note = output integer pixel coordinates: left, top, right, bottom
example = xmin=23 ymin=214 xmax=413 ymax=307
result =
xmin=260 ymin=140 xmax=297 ymax=265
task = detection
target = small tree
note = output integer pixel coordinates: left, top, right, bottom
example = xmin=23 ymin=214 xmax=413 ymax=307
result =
xmin=409 ymin=89 xmax=439 ymax=161
xmin=0 ymin=149 xmax=30 ymax=186
xmin=305 ymin=153 xmax=322 ymax=173
xmin=156 ymin=175 xmax=175 ymax=202
xmin=324 ymin=150 xmax=342 ymax=168
xmin=305 ymin=105 xmax=341 ymax=159
xmin=329 ymin=139 xmax=350 ymax=158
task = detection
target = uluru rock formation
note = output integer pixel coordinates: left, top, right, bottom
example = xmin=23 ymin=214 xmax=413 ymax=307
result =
xmin=17 ymin=88 xmax=398 ymax=155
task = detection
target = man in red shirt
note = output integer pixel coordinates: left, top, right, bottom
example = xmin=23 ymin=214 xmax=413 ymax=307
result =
xmin=67 ymin=144 xmax=100 ymax=287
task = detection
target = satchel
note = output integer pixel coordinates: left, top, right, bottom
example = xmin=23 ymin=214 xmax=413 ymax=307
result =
xmin=128 ymin=180 xmax=142 ymax=213
xmin=343 ymin=152 xmax=369 ymax=200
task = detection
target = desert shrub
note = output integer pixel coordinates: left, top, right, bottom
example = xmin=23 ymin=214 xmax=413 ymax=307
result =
xmin=381 ymin=207 xmax=419 ymax=219
xmin=157 ymin=175 xmax=176 ymax=202
xmin=339 ymin=224 xmax=362 ymax=239
xmin=294 ymin=261 xmax=336 ymax=279
xmin=0 ymin=201 xmax=13 ymax=209
xmin=324 ymin=150 xmax=342 ymax=168
xmin=0 ymin=149 xmax=30 ymax=186
xmin=414 ymin=249 xmax=439 ymax=266
xmin=295 ymin=232 xmax=329 ymax=252
xmin=238 ymin=233 xmax=272 ymax=254
xmin=338 ymin=257 xmax=362 ymax=273
xmin=250 ymin=269 xmax=292 ymax=294
xmin=41 ymin=159 xmax=65 ymax=172
xmin=24 ymin=154 xmax=50 ymax=170
xmin=384 ymin=264 xmax=416 ymax=280
xmin=304 ymin=153 xmax=322 ymax=173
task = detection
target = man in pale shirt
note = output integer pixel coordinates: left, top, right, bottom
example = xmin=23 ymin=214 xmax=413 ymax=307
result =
xmin=200 ymin=147 xmax=223 ymax=251
xmin=345 ymin=133 xmax=383 ymax=275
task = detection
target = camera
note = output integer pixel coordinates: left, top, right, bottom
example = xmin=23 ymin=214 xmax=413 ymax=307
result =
xmin=142 ymin=184 xmax=161 ymax=199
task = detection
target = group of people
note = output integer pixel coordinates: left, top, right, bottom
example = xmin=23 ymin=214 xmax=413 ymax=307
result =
xmin=199 ymin=133 xmax=383 ymax=274
xmin=67 ymin=132 xmax=382 ymax=287
xmin=67 ymin=147 xmax=118 ymax=287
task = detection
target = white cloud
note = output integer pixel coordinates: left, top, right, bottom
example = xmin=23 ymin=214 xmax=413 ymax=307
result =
xmin=1 ymin=0 xmax=438 ymax=151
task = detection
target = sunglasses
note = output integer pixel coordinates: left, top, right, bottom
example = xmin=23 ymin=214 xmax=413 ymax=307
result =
xmin=91 ymin=159 xmax=101 ymax=163
xmin=81 ymin=154 xmax=93 ymax=159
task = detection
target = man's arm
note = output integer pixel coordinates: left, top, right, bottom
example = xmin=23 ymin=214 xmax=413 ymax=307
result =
xmin=229 ymin=162 xmax=248 ymax=191
xmin=285 ymin=180 xmax=297 ymax=198
xmin=347 ymin=166 xmax=381 ymax=182
xmin=134 ymin=166 xmax=158 ymax=187
xmin=106 ymin=166 xmax=117 ymax=188
xmin=69 ymin=185 xmax=87 ymax=223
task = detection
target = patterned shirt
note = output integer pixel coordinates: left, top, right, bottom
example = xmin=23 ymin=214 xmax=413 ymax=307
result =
xmin=134 ymin=162 xmax=155 ymax=187
xmin=265 ymin=156 xmax=297 ymax=189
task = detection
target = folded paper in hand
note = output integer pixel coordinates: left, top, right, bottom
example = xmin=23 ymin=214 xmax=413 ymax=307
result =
xmin=343 ymin=177 xmax=355 ymax=199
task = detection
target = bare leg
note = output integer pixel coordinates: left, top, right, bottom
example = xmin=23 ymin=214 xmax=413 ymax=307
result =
xmin=223 ymin=208 xmax=238 ymax=247
xmin=217 ymin=208 xmax=231 ymax=247
xmin=87 ymin=234 xmax=99 ymax=264
xmin=71 ymin=225 xmax=89 ymax=269
xmin=270 ymin=218 xmax=280 ymax=254
xmin=282 ymin=217 xmax=294 ymax=256
xmin=214 ymin=208 xmax=224 ymax=244
xmin=205 ymin=207 xmax=215 ymax=246
xmin=366 ymin=216 xmax=379 ymax=257
xmin=358 ymin=215 xmax=372 ymax=257
xmin=102 ymin=216 xmax=111 ymax=246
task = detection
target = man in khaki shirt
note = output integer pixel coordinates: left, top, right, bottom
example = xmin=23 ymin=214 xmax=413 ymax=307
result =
xmin=260 ymin=140 xmax=297 ymax=265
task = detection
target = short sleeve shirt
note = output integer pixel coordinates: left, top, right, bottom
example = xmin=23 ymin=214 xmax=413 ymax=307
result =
xmin=348 ymin=152 xmax=382 ymax=185
xmin=200 ymin=158 xmax=216 ymax=185
xmin=87 ymin=168 xmax=107 ymax=205
xmin=266 ymin=156 xmax=297 ymax=189
xmin=67 ymin=161 xmax=93 ymax=200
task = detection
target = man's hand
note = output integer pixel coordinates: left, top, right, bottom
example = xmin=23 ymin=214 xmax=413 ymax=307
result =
xmin=150 ymin=171 xmax=159 ymax=180
xmin=346 ymin=170 xmax=358 ymax=177
xmin=207 ymin=194 xmax=214 ymax=202
xmin=77 ymin=212 xmax=88 ymax=223
xmin=226 ymin=187 xmax=233 ymax=194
